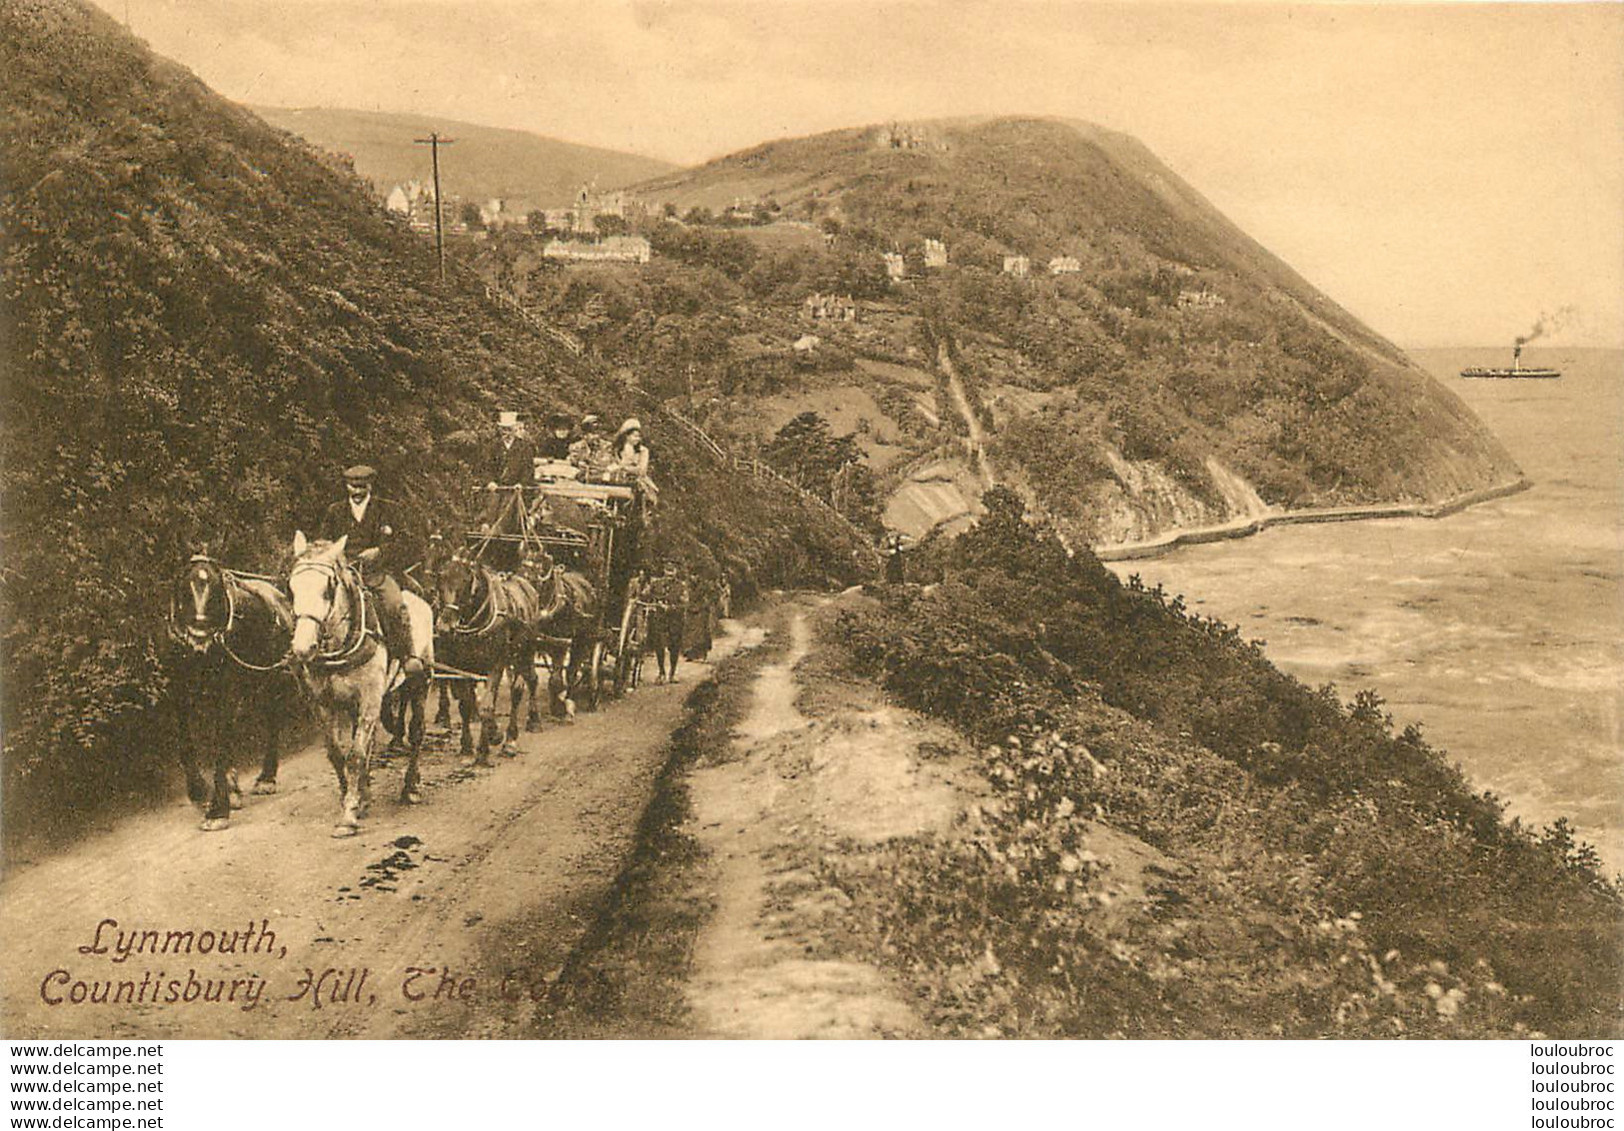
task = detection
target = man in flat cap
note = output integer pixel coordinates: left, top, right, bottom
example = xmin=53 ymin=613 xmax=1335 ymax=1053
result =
xmin=320 ymin=465 xmax=420 ymax=677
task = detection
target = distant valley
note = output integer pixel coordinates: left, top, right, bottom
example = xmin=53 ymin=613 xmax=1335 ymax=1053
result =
xmin=251 ymin=105 xmax=675 ymax=216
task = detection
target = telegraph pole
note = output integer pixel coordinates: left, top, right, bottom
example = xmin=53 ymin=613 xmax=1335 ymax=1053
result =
xmin=413 ymin=131 xmax=455 ymax=281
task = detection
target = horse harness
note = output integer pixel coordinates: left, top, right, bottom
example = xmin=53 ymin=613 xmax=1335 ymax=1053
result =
xmin=168 ymin=554 xmax=294 ymax=673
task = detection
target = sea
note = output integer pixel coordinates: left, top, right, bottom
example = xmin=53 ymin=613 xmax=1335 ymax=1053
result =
xmin=1106 ymin=346 xmax=1624 ymax=868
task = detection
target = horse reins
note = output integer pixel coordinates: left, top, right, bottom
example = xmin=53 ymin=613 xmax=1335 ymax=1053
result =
xmin=218 ymin=571 xmax=299 ymax=672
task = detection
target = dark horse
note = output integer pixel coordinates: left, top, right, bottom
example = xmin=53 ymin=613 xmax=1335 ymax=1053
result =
xmin=528 ymin=553 xmax=601 ymax=715
xmin=431 ymin=555 xmax=545 ymax=764
xmin=641 ymin=570 xmax=689 ymax=684
xmin=167 ymin=554 xmax=296 ymax=831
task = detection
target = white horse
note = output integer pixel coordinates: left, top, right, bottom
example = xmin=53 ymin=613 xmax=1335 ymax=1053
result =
xmin=288 ymin=533 xmax=433 ymax=837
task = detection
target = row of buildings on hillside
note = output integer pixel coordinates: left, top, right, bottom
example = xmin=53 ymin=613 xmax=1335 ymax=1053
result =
xmin=385 ymin=178 xmax=653 ymax=264
xmin=384 ymin=181 xmax=632 ymax=235
xmin=873 ymin=123 xmax=950 ymax=152
xmin=1177 ymin=287 xmax=1227 ymax=309
xmin=873 ymin=238 xmax=1088 ymax=283
xmin=542 ymin=235 xmax=653 ymax=264
xmin=803 ymin=292 xmax=859 ymax=321
xmin=1001 ymin=254 xmax=1083 ymax=278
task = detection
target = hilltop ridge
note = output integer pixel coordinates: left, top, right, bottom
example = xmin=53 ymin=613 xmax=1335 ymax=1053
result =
xmin=252 ymin=105 xmax=676 ymax=215
xmin=473 ymin=114 xmax=1521 ymax=546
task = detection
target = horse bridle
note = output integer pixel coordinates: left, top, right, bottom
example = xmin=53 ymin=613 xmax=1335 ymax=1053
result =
xmin=169 ymin=554 xmax=293 ymax=672
xmin=170 ymin=554 xmax=233 ymax=645
xmin=289 ymin=558 xmax=372 ymax=666
xmin=439 ymin=559 xmax=501 ymax=636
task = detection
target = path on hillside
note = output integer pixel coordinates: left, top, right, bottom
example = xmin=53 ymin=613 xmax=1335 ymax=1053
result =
xmin=679 ymin=601 xmax=977 ymax=1038
xmin=0 ymin=632 xmax=754 ymax=1040
xmin=938 ymin=341 xmax=996 ymax=490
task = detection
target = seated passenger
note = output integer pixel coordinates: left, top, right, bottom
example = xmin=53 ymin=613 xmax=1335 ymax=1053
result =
xmin=539 ymin=412 xmax=576 ymax=462
xmin=612 ymin=418 xmax=650 ymax=480
xmin=568 ymin=415 xmax=613 ymax=480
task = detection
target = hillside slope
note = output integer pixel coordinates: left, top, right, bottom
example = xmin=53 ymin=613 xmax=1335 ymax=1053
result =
xmin=0 ymin=0 xmax=867 ymax=847
xmin=252 ymin=106 xmax=676 ymax=215
xmin=484 ymin=116 xmax=1519 ymax=545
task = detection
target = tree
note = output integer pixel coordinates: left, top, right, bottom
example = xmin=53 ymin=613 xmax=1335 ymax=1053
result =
xmin=763 ymin=412 xmax=860 ymax=498
xmin=460 ymin=201 xmax=485 ymax=231
xmin=594 ymin=213 xmax=629 ymax=237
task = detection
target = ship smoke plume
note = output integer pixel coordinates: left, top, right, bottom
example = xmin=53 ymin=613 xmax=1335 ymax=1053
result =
xmin=1515 ymin=306 xmax=1576 ymax=347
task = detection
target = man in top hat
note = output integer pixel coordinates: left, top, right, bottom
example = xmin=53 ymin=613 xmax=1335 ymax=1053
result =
xmin=485 ymin=410 xmax=537 ymax=491
xmin=320 ymin=465 xmax=421 ymax=677
xmin=480 ymin=410 xmax=538 ymax=567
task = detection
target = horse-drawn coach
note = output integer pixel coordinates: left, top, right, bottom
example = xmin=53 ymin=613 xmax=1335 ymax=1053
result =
xmin=421 ymin=457 xmax=656 ymax=758
xmin=168 ymin=447 xmax=676 ymax=836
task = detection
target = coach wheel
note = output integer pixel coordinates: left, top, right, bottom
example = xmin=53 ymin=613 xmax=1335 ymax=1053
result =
xmin=614 ymin=602 xmax=639 ymax=695
xmin=583 ymin=639 xmax=606 ymax=710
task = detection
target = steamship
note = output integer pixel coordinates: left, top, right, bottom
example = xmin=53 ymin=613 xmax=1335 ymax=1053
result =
xmin=1461 ymin=342 xmax=1561 ymax=379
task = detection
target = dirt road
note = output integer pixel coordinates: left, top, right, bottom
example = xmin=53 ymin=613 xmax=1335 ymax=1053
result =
xmin=0 ymin=637 xmax=748 ymax=1040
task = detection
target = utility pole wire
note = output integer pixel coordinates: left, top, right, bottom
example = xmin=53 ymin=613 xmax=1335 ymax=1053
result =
xmin=412 ymin=132 xmax=456 ymax=281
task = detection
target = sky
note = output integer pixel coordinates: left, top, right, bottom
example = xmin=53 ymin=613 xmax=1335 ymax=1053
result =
xmin=97 ymin=1 xmax=1624 ymax=348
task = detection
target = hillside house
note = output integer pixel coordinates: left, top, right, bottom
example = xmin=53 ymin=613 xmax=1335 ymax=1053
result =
xmin=874 ymin=123 xmax=945 ymax=151
xmin=542 ymin=235 xmax=653 ymax=264
xmin=1003 ymin=255 xmax=1030 ymax=278
xmin=793 ymin=334 xmax=821 ymax=354
xmin=385 ymin=181 xmax=443 ymax=231
xmin=1048 ymin=256 xmax=1081 ymax=275
xmin=1178 ymin=288 xmax=1226 ymax=309
xmin=923 ymin=238 xmax=949 ymax=269
xmin=479 ymin=198 xmax=507 ymax=228
xmin=882 ymin=252 xmax=907 ymax=282
xmin=726 ymin=197 xmax=763 ymax=222
xmin=803 ymin=293 xmax=858 ymax=322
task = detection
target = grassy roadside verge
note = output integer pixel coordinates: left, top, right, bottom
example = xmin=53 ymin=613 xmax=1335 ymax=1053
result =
xmin=532 ymin=614 xmax=788 ymax=1038
xmin=818 ymin=492 xmax=1622 ymax=1039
